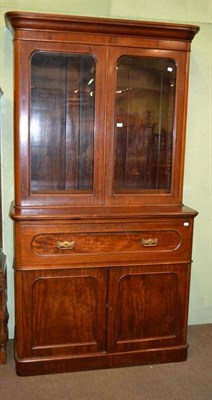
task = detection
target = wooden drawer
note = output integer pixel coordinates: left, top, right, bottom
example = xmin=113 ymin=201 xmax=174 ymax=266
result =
xmin=31 ymin=230 xmax=180 ymax=255
xmin=15 ymin=218 xmax=194 ymax=269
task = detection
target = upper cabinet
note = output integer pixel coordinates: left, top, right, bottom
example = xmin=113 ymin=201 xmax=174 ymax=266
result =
xmin=5 ymin=12 xmax=199 ymax=213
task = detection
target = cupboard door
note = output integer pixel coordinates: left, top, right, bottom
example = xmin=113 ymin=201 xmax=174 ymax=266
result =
xmin=105 ymin=47 xmax=189 ymax=206
xmin=107 ymin=264 xmax=190 ymax=353
xmin=16 ymin=268 xmax=107 ymax=358
xmin=15 ymin=42 xmax=106 ymax=207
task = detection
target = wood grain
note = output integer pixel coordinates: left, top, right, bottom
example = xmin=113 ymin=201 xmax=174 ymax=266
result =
xmin=5 ymin=12 xmax=198 ymax=375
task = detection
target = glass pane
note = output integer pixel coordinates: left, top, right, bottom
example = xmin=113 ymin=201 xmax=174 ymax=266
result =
xmin=30 ymin=52 xmax=95 ymax=193
xmin=113 ymin=56 xmax=176 ymax=193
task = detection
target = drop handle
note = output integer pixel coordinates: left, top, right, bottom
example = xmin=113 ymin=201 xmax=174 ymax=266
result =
xmin=140 ymin=238 xmax=158 ymax=247
xmin=57 ymin=240 xmax=76 ymax=250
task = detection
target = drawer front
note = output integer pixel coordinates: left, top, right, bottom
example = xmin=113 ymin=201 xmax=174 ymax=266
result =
xmin=31 ymin=230 xmax=180 ymax=255
xmin=15 ymin=219 xmax=194 ymax=269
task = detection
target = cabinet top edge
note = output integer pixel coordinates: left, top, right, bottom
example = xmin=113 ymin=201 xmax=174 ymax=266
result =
xmin=10 ymin=203 xmax=198 ymax=221
xmin=5 ymin=11 xmax=199 ymax=42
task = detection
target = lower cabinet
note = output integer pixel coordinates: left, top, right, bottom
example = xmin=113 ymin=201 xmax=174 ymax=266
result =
xmin=15 ymin=263 xmax=191 ymax=375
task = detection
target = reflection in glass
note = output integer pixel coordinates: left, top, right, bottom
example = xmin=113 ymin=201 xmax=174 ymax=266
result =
xmin=30 ymin=52 xmax=95 ymax=193
xmin=113 ymin=56 xmax=176 ymax=193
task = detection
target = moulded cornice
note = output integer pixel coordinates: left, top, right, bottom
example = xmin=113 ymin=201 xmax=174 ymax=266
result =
xmin=5 ymin=11 xmax=200 ymax=42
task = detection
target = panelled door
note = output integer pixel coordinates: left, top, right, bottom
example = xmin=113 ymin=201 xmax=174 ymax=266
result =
xmin=106 ymin=264 xmax=190 ymax=353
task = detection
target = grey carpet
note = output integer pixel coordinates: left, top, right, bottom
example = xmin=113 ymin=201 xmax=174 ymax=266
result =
xmin=0 ymin=324 xmax=212 ymax=400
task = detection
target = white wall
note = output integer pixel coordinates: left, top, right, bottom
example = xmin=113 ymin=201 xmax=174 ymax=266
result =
xmin=0 ymin=0 xmax=211 ymax=337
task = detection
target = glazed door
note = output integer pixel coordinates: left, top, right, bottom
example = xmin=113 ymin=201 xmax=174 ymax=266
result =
xmin=105 ymin=47 xmax=189 ymax=206
xmin=107 ymin=264 xmax=190 ymax=353
xmin=15 ymin=41 xmax=106 ymax=207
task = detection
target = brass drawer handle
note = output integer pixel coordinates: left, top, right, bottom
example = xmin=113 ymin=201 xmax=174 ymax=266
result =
xmin=140 ymin=238 xmax=158 ymax=247
xmin=57 ymin=240 xmax=76 ymax=250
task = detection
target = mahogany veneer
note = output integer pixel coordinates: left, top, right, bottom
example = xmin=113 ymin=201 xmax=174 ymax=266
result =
xmin=5 ymin=11 xmax=199 ymax=375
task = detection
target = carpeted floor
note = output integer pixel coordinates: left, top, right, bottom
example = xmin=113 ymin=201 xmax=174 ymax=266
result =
xmin=0 ymin=324 xmax=212 ymax=400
